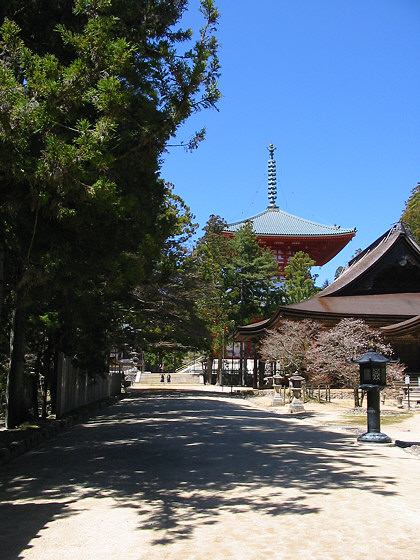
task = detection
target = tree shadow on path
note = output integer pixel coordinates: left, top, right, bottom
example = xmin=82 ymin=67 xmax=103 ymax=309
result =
xmin=0 ymin=391 xmax=399 ymax=557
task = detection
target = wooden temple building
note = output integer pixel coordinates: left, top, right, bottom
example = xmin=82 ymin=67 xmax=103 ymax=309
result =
xmin=235 ymin=222 xmax=420 ymax=375
xmin=222 ymin=144 xmax=356 ymax=272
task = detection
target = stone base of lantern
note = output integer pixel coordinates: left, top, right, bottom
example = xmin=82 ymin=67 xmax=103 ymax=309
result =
xmin=289 ymin=397 xmax=305 ymax=413
xmin=357 ymin=431 xmax=392 ymax=444
xmin=272 ymin=393 xmax=284 ymax=406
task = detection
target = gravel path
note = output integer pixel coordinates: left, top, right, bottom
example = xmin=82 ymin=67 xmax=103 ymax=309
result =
xmin=0 ymin=390 xmax=419 ymax=560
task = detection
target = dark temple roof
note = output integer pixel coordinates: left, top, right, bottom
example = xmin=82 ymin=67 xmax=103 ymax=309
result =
xmin=319 ymin=222 xmax=420 ymax=296
xmin=235 ymin=222 xmax=420 ymax=342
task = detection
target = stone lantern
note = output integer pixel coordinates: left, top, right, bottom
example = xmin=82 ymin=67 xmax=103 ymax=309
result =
xmin=352 ymin=347 xmax=395 ymax=444
xmin=272 ymin=373 xmax=286 ymax=405
xmin=288 ymin=373 xmax=305 ymax=413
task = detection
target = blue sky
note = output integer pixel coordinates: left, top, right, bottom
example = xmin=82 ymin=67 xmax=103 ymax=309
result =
xmin=161 ymin=0 xmax=420 ymax=286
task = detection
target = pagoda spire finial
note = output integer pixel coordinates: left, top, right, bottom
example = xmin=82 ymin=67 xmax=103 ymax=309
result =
xmin=267 ymin=143 xmax=278 ymax=208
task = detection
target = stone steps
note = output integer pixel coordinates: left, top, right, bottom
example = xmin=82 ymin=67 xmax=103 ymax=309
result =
xmin=402 ymin=387 xmax=420 ymax=408
xmin=137 ymin=372 xmax=203 ymax=385
xmin=395 ymin=376 xmax=420 ymax=408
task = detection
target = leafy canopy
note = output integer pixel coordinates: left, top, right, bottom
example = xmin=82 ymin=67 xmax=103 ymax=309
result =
xmin=283 ymin=251 xmax=319 ymax=304
xmin=193 ymin=217 xmax=281 ymax=367
xmin=0 ymin=0 xmax=221 ymax=426
xmin=401 ymin=183 xmax=420 ymax=243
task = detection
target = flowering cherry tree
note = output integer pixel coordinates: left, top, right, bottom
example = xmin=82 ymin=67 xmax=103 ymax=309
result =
xmin=259 ymin=320 xmax=320 ymax=375
xmin=306 ymin=318 xmax=403 ymax=384
xmin=260 ymin=318 xmax=405 ymax=406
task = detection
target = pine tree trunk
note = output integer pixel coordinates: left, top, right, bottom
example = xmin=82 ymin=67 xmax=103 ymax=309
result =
xmin=258 ymin=360 xmax=266 ymax=389
xmin=238 ymin=343 xmax=243 ymax=386
xmin=30 ymin=371 xmax=39 ymax=420
xmin=41 ymin=377 xmax=48 ymax=419
xmin=6 ymin=288 xmax=29 ymax=428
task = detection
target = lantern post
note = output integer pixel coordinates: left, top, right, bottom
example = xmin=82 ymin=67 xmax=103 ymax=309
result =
xmin=352 ymin=347 xmax=395 ymax=444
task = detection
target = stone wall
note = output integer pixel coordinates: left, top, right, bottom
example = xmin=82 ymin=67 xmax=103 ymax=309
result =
xmin=56 ymin=354 xmax=121 ymax=418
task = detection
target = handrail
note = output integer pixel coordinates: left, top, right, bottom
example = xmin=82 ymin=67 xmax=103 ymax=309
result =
xmin=175 ymin=357 xmax=205 ymax=374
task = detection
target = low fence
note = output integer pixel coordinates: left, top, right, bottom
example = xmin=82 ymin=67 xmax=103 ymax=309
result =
xmin=305 ymin=384 xmax=331 ymax=402
xmin=56 ymin=354 xmax=121 ymax=418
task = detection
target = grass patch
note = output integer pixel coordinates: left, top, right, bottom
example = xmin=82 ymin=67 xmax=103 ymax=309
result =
xmin=341 ymin=413 xmax=413 ymax=426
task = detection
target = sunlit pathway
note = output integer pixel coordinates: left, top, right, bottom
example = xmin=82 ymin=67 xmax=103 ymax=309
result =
xmin=0 ymin=391 xmax=419 ymax=560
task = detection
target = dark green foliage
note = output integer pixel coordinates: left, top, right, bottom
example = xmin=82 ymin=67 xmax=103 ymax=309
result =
xmin=126 ymin=188 xmax=210 ymax=355
xmin=401 ymin=183 xmax=420 ymax=243
xmin=224 ymin=222 xmax=282 ymax=324
xmin=283 ymin=251 xmax=319 ymax=304
xmin=194 ymin=215 xmax=232 ymax=364
xmin=0 ymin=0 xmax=220 ymax=426
xmin=193 ymin=217 xmax=283 ymax=382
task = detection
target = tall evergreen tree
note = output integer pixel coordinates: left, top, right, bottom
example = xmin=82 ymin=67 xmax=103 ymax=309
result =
xmin=194 ymin=215 xmax=231 ymax=383
xmin=195 ymin=218 xmax=281 ymax=385
xmin=126 ymin=186 xmax=209 ymax=361
xmin=0 ymin=0 xmax=220 ymax=427
xmin=283 ymin=251 xmax=319 ymax=304
xmin=224 ymin=223 xmax=280 ymax=325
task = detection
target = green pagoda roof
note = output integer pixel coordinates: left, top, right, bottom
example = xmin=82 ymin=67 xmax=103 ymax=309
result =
xmin=223 ymin=143 xmax=355 ymax=239
xmin=224 ymin=206 xmax=355 ymax=238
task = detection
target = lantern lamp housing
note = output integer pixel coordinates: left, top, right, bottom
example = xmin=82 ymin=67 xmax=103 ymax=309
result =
xmin=289 ymin=374 xmax=305 ymax=388
xmin=352 ymin=348 xmax=391 ymax=388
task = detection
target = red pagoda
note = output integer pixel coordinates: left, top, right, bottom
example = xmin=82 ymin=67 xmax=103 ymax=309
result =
xmin=222 ymin=144 xmax=356 ymax=272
